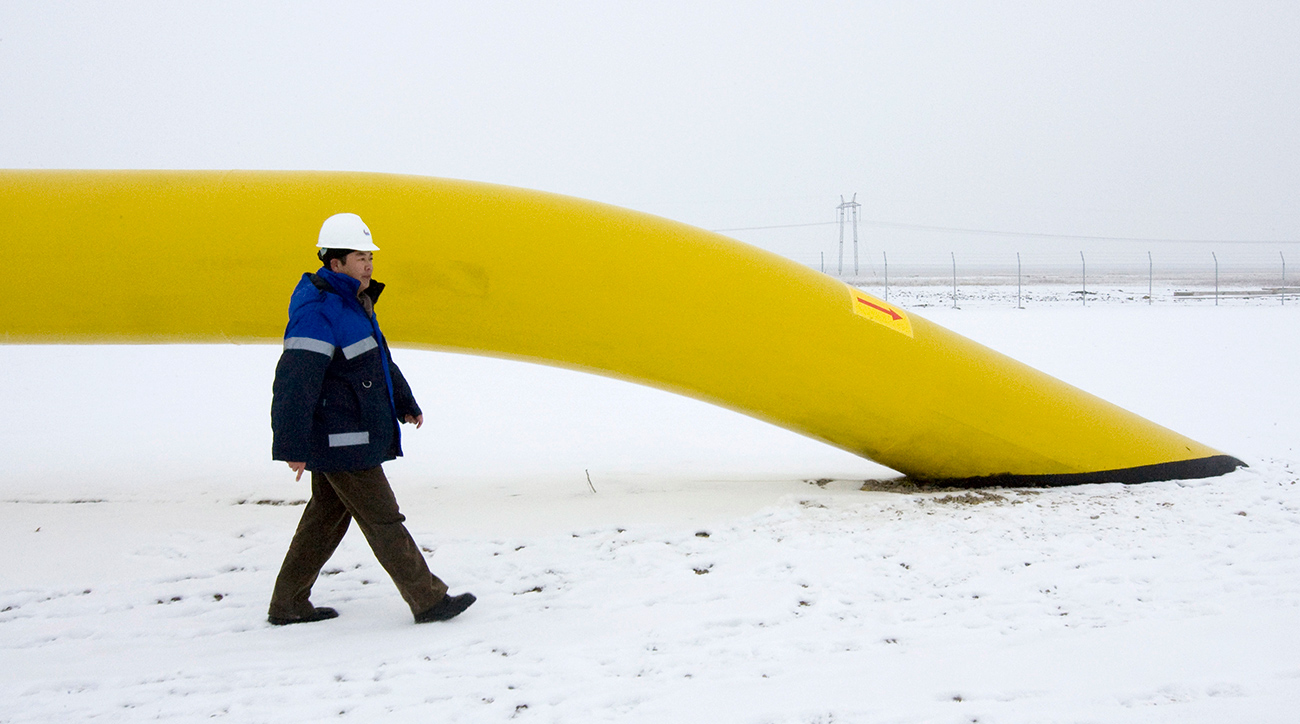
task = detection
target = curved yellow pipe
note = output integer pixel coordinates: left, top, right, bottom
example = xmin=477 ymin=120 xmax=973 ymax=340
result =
xmin=2 ymin=170 xmax=1239 ymax=484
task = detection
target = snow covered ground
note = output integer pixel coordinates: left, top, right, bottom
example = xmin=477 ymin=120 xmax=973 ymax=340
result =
xmin=2 ymin=289 xmax=1298 ymax=723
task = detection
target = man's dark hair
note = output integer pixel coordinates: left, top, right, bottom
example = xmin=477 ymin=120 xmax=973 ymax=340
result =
xmin=318 ymin=247 xmax=353 ymax=269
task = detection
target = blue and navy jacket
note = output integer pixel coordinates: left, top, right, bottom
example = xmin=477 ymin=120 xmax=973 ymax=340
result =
xmin=271 ymin=268 xmax=422 ymax=472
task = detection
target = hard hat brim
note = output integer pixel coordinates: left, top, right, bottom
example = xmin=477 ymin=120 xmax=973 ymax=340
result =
xmin=315 ymin=239 xmax=380 ymax=251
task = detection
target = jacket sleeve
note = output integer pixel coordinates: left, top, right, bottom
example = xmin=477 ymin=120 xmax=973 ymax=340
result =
xmin=384 ymin=340 xmax=422 ymax=419
xmin=271 ymin=307 xmax=335 ymax=462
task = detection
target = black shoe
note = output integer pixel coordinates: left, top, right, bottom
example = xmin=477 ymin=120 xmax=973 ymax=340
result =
xmin=268 ymin=606 xmax=339 ymax=626
xmin=414 ymin=593 xmax=476 ymax=623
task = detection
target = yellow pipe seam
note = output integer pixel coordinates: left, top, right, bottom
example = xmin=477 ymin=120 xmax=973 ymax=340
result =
xmin=1 ymin=170 xmax=1240 ymax=484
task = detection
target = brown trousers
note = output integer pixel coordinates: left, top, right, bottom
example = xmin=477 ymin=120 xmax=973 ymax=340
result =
xmin=268 ymin=466 xmax=448 ymax=619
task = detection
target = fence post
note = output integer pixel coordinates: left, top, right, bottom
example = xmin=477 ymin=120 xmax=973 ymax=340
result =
xmin=1016 ymin=252 xmax=1022 ymax=309
xmin=1080 ymin=251 xmax=1086 ymax=306
xmin=951 ymin=252 xmax=958 ymax=309
xmin=1148 ymin=251 xmax=1153 ymax=305
xmin=1213 ymin=252 xmax=1219 ymax=306
xmin=883 ymin=251 xmax=889 ymax=302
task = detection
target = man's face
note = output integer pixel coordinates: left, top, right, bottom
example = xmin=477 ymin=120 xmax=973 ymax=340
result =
xmin=331 ymin=250 xmax=374 ymax=291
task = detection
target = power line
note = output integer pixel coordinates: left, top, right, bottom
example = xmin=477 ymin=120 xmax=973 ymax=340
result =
xmin=709 ymin=219 xmax=1300 ymax=245
xmin=710 ymin=221 xmax=837 ymax=232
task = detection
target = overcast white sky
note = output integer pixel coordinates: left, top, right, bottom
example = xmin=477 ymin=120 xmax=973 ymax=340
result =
xmin=3 ymin=1 xmax=1297 ymax=267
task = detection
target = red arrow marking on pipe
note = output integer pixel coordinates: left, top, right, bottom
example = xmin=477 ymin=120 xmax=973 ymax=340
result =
xmin=856 ymin=297 xmax=902 ymax=321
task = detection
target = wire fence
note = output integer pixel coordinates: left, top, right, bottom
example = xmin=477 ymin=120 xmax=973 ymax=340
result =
xmin=808 ymin=248 xmax=1295 ymax=307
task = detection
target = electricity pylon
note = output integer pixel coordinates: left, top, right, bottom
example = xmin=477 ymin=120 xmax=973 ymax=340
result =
xmin=837 ymin=194 xmax=861 ymax=277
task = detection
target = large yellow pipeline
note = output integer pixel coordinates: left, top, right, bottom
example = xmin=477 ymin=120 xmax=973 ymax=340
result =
xmin=1 ymin=170 xmax=1240 ymax=484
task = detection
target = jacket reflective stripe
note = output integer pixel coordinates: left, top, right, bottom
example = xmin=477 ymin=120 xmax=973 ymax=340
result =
xmin=284 ymin=337 xmax=336 ymax=357
xmin=342 ymin=336 xmax=379 ymax=359
xmin=328 ymin=431 xmax=370 ymax=447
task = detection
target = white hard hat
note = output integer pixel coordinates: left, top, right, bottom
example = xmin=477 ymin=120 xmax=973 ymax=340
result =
xmin=316 ymin=212 xmax=380 ymax=252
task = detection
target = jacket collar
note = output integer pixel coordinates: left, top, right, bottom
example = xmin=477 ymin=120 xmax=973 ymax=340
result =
xmin=312 ymin=267 xmax=385 ymax=305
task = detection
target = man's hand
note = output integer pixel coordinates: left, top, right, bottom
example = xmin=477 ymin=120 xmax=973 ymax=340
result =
xmin=403 ymin=414 xmax=424 ymax=429
xmin=287 ymin=462 xmax=306 ymax=481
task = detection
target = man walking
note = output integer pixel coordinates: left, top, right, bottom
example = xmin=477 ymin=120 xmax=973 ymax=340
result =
xmin=268 ymin=212 xmax=474 ymax=626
